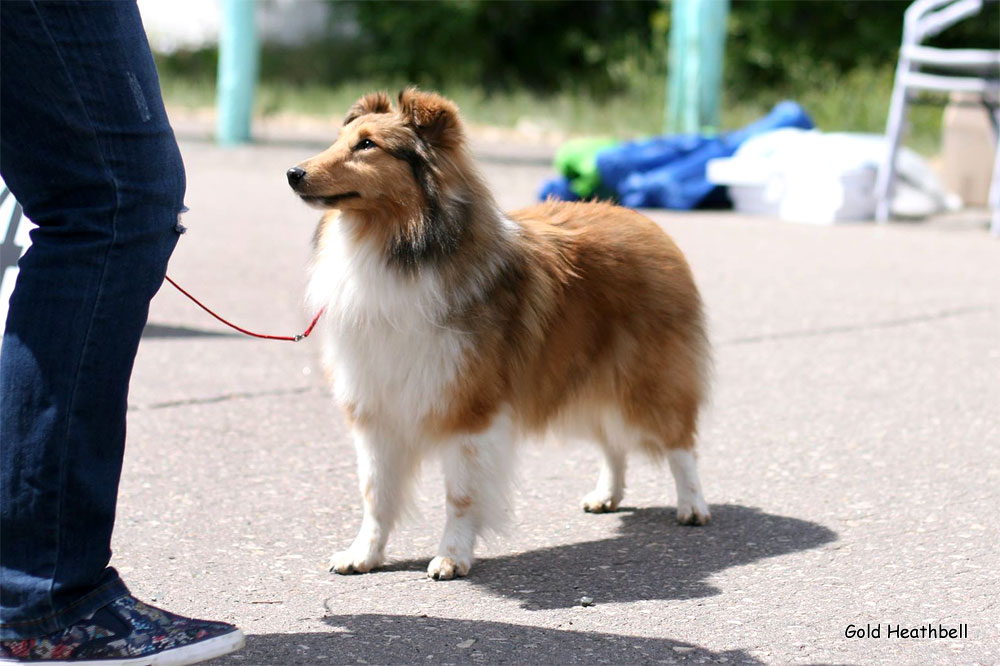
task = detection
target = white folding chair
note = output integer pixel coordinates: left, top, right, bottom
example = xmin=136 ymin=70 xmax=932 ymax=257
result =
xmin=874 ymin=0 xmax=1000 ymax=235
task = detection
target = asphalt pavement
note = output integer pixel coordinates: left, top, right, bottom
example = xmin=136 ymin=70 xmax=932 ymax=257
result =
xmin=112 ymin=121 xmax=1000 ymax=666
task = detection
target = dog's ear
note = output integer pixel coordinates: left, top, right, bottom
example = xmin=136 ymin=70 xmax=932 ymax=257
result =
xmin=397 ymin=87 xmax=461 ymax=149
xmin=343 ymin=91 xmax=392 ymax=125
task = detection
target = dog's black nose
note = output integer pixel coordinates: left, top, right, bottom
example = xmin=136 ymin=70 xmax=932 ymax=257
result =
xmin=286 ymin=166 xmax=306 ymax=187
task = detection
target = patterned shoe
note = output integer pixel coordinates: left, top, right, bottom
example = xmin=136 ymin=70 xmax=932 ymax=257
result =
xmin=0 ymin=595 xmax=244 ymax=665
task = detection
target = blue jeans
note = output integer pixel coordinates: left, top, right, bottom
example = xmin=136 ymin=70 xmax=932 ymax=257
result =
xmin=0 ymin=1 xmax=185 ymax=639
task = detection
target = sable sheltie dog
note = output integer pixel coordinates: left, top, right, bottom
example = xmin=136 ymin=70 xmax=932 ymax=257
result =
xmin=287 ymin=89 xmax=710 ymax=580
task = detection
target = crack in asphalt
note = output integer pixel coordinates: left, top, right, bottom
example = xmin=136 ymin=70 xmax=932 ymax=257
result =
xmin=132 ymin=306 xmax=994 ymax=411
xmin=717 ymin=304 xmax=995 ymax=347
xmin=130 ymin=385 xmax=322 ymax=411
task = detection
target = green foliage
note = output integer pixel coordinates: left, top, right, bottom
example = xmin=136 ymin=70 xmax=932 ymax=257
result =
xmin=155 ymin=0 xmax=998 ymax=98
xmin=725 ymin=0 xmax=998 ymax=99
xmin=154 ymin=46 xmax=217 ymax=85
xmin=155 ymin=1 xmax=665 ymax=97
xmin=153 ymin=0 xmax=997 ymax=148
xmin=345 ymin=0 xmax=664 ymax=96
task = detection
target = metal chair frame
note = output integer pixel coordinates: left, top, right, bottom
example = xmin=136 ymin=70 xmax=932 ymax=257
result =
xmin=874 ymin=0 xmax=1000 ymax=235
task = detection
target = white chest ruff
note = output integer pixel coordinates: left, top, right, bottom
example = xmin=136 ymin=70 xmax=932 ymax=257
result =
xmin=307 ymin=227 xmax=468 ymax=430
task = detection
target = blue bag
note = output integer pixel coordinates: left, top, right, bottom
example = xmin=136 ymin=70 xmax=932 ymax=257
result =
xmin=539 ymin=101 xmax=815 ymax=210
xmin=612 ymin=101 xmax=815 ymax=209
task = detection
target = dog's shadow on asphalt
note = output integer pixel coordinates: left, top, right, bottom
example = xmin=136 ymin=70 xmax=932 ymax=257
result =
xmin=207 ymin=506 xmax=836 ymax=665
xmin=390 ymin=504 xmax=837 ymax=610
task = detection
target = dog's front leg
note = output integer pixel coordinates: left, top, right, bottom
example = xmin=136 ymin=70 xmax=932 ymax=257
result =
xmin=428 ymin=416 xmax=515 ymax=580
xmin=582 ymin=439 xmax=626 ymax=513
xmin=330 ymin=426 xmax=415 ymax=574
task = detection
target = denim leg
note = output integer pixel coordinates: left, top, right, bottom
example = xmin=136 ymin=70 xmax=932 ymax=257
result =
xmin=0 ymin=1 xmax=185 ymax=639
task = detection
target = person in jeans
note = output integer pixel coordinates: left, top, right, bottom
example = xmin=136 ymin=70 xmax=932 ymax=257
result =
xmin=1 ymin=2 xmax=244 ymax=663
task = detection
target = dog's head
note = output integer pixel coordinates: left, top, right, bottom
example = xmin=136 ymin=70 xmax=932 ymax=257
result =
xmin=286 ymin=88 xmax=464 ymax=215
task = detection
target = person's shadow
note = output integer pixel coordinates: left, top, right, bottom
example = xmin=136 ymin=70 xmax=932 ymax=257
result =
xmin=209 ymin=614 xmax=770 ymax=665
xmin=141 ymin=322 xmax=238 ymax=339
xmin=386 ymin=504 xmax=837 ymax=610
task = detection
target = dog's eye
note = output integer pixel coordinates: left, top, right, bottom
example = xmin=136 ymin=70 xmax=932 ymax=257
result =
xmin=353 ymin=138 xmax=377 ymax=151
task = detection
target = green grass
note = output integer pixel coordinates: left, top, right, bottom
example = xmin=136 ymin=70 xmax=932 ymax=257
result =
xmin=159 ymin=74 xmax=671 ymax=138
xmin=158 ymin=63 xmax=942 ymax=154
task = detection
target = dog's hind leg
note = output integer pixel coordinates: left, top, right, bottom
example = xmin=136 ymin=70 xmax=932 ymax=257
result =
xmin=428 ymin=414 xmax=515 ymax=580
xmin=665 ymin=447 xmax=710 ymax=526
xmin=330 ymin=426 xmax=417 ymax=575
xmin=581 ymin=437 xmax=626 ymax=513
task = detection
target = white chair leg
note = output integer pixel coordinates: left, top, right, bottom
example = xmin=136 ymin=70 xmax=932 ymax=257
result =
xmin=989 ymin=138 xmax=1000 ymax=237
xmin=875 ymin=64 xmax=911 ymax=223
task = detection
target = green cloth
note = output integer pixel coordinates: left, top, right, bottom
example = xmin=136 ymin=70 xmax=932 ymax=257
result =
xmin=554 ymin=137 xmax=619 ymax=199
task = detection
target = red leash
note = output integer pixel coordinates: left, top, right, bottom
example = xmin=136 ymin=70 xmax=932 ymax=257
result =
xmin=164 ymin=275 xmax=324 ymax=342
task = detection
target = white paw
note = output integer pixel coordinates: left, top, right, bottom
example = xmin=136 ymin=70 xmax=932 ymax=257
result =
xmin=427 ymin=555 xmax=471 ymax=580
xmin=676 ymin=497 xmax=711 ymax=526
xmin=328 ymin=548 xmax=384 ymax=575
xmin=581 ymin=489 xmax=622 ymax=513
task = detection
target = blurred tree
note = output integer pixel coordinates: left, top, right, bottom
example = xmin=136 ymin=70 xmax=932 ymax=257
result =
xmin=155 ymin=0 xmax=997 ymax=101
xmin=346 ymin=0 xmax=663 ymax=95
xmin=725 ymin=0 xmax=998 ymax=96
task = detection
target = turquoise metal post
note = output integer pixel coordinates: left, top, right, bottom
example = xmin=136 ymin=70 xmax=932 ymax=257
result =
xmin=216 ymin=0 xmax=258 ymax=145
xmin=665 ymin=0 xmax=730 ymax=135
